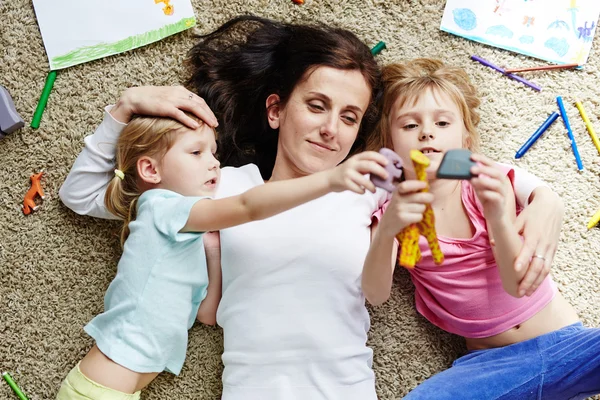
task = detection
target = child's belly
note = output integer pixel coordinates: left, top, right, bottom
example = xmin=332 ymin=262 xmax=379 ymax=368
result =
xmin=465 ymin=292 xmax=580 ymax=350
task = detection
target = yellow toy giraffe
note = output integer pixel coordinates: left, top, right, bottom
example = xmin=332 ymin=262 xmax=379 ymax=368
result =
xmin=397 ymin=150 xmax=444 ymax=268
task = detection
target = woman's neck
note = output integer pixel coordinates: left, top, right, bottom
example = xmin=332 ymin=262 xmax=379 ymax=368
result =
xmin=268 ymin=159 xmax=308 ymax=182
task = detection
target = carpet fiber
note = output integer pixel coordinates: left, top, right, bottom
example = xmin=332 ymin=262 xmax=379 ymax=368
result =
xmin=1 ymin=1 xmax=599 ymax=399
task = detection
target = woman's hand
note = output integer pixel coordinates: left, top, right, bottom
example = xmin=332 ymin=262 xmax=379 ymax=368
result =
xmin=470 ymin=154 xmax=511 ymax=223
xmin=110 ymin=86 xmax=219 ymax=128
xmin=378 ymin=180 xmax=434 ymax=239
xmin=514 ymin=187 xmax=564 ymax=296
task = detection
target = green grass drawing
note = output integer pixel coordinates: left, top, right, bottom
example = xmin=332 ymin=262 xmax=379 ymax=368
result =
xmin=51 ymin=17 xmax=196 ymax=70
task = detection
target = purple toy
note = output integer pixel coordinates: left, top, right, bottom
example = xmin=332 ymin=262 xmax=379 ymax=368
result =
xmin=0 ymin=85 xmax=24 ymax=138
xmin=371 ymin=148 xmax=403 ymax=192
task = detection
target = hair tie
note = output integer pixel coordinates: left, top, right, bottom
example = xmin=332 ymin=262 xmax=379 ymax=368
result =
xmin=114 ymin=169 xmax=125 ymax=180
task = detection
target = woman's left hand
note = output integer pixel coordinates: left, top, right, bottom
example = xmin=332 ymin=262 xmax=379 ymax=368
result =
xmin=513 ymin=187 xmax=564 ymax=296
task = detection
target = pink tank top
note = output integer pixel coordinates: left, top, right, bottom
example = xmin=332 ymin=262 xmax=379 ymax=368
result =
xmin=387 ymin=167 xmax=556 ymax=338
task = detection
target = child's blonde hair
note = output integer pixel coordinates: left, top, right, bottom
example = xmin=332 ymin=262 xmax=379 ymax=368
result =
xmin=376 ymin=58 xmax=481 ymax=153
xmin=104 ymin=114 xmax=207 ymax=246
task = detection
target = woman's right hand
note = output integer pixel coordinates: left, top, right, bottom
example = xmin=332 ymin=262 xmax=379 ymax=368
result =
xmin=378 ymin=180 xmax=434 ymax=239
xmin=110 ymin=86 xmax=219 ymax=128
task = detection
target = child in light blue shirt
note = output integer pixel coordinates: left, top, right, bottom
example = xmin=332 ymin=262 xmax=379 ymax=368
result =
xmin=57 ymin=112 xmax=390 ymax=400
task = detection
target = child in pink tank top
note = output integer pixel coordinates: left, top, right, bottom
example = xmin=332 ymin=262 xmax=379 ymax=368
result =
xmin=362 ymin=58 xmax=600 ymax=399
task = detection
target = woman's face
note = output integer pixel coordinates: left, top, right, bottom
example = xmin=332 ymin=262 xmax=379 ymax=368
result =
xmin=267 ymin=66 xmax=371 ymax=179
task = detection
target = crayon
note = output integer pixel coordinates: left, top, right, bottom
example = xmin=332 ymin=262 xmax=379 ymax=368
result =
xmin=2 ymin=372 xmax=29 ymax=400
xmin=575 ymin=101 xmax=600 ymax=156
xmin=371 ymin=41 xmax=386 ymax=56
xmin=515 ymin=112 xmax=559 ymax=159
xmin=557 ymin=96 xmax=584 ymax=170
xmin=587 ymin=208 xmax=600 ymax=230
xmin=31 ymin=70 xmax=57 ymax=129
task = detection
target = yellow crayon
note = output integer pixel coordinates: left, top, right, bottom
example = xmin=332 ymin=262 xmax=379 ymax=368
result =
xmin=575 ymin=101 xmax=600 ymax=156
xmin=587 ymin=208 xmax=600 ymax=230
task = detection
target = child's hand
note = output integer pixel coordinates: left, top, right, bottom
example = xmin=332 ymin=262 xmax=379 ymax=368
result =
xmin=379 ymin=180 xmax=434 ymax=238
xmin=470 ymin=154 xmax=510 ymax=222
xmin=329 ymin=151 xmax=389 ymax=194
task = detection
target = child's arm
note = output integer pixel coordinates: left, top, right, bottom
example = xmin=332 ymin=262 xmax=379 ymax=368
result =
xmin=470 ymin=154 xmax=525 ymax=298
xmin=196 ymin=232 xmax=221 ymax=326
xmin=182 ymin=151 xmax=389 ymax=232
xmin=362 ymin=180 xmax=433 ymax=306
xmin=59 ymin=87 xmax=218 ymax=219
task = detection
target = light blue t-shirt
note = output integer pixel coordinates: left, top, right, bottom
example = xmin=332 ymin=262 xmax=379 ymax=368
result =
xmin=84 ymin=189 xmax=209 ymax=375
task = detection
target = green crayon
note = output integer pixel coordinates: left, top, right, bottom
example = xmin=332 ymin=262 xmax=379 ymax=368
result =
xmin=2 ymin=372 xmax=29 ymax=400
xmin=371 ymin=41 xmax=386 ymax=56
xmin=31 ymin=70 xmax=57 ymax=129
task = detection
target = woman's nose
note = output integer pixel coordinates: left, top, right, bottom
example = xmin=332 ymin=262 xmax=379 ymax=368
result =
xmin=320 ymin=115 xmax=339 ymax=138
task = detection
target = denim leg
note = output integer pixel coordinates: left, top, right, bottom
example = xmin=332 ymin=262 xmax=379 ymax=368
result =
xmin=404 ymin=339 xmax=543 ymax=400
xmin=541 ymin=323 xmax=600 ymax=400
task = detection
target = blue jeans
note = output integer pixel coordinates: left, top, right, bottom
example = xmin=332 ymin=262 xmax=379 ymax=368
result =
xmin=404 ymin=323 xmax=600 ymax=400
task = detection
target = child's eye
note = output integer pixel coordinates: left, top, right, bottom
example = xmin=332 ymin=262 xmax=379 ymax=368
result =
xmin=403 ymin=124 xmax=418 ymax=130
xmin=437 ymin=121 xmax=450 ymax=127
xmin=192 ymin=150 xmax=202 ymax=155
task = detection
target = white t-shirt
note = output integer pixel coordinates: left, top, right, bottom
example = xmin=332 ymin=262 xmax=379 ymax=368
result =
xmin=216 ymin=164 xmax=387 ymax=400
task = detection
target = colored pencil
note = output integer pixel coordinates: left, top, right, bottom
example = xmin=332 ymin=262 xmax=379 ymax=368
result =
xmin=470 ymin=55 xmax=541 ymax=92
xmin=504 ymin=63 xmax=580 ymax=73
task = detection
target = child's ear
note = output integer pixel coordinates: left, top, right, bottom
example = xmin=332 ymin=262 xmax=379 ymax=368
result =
xmin=463 ymin=132 xmax=473 ymax=150
xmin=266 ymin=94 xmax=281 ymax=129
xmin=137 ymin=156 xmax=161 ymax=185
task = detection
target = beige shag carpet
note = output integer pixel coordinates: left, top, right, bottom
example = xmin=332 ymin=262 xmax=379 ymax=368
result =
xmin=1 ymin=0 xmax=599 ymax=399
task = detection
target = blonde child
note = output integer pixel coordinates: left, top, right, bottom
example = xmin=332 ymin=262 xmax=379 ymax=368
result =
xmin=362 ymin=59 xmax=600 ymax=399
xmin=57 ymin=114 xmax=389 ymax=400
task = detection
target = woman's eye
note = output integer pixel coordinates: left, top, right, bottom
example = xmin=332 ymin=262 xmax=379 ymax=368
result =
xmin=308 ymin=103 xmax=325 ymax=111
xmin=343 ymin=115 xmax=357 ymax=125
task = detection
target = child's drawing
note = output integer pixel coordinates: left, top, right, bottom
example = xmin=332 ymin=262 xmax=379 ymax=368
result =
xmin=441 ymin=0 xmax=600 ymax=65
xmin=33 ymin=0 xmax=196 ymax=70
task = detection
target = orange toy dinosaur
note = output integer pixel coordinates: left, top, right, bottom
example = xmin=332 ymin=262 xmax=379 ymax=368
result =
xmin=23 ymin=171 xmax=44 ymax=215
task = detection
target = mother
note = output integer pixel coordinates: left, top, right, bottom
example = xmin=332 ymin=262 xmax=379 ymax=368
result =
xmin=59 ymin=16 xmax=563 ymax=399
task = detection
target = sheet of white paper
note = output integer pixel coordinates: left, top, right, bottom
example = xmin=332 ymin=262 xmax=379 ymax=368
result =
xmin=440 ymin=0 xmax=600 ymax=65
xmin=32 ymin=0 xmax=196 ymax=70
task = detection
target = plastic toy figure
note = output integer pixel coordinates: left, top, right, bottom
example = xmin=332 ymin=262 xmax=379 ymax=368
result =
xmin=0 ymin=85 xmax=24 ymax=138
xmin=23 ymin=171 xmax=45 ymax=215
xmin=370 ymin=147 xmax=403 ymax=192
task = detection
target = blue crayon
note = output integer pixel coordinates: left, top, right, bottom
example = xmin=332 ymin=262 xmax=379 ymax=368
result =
xmin=515 ymin=112 xmax=559 ymax=159
xmin=556 ymin=96 xmax=584 ymax=170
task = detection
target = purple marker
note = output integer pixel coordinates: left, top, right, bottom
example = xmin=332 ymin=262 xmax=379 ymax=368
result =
xmin=471 ymin=55 xmax=542 ymax=92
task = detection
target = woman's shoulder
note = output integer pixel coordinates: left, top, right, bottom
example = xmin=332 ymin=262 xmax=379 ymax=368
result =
xmin=218 ymin=163 xmax=263 ymax=197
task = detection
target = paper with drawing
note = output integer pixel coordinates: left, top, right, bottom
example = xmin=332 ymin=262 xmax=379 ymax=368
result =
xmin=32 ymin=0 xmax=196 ymax=70
xmin=440 ymin=0 xmax=600 ymax=65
